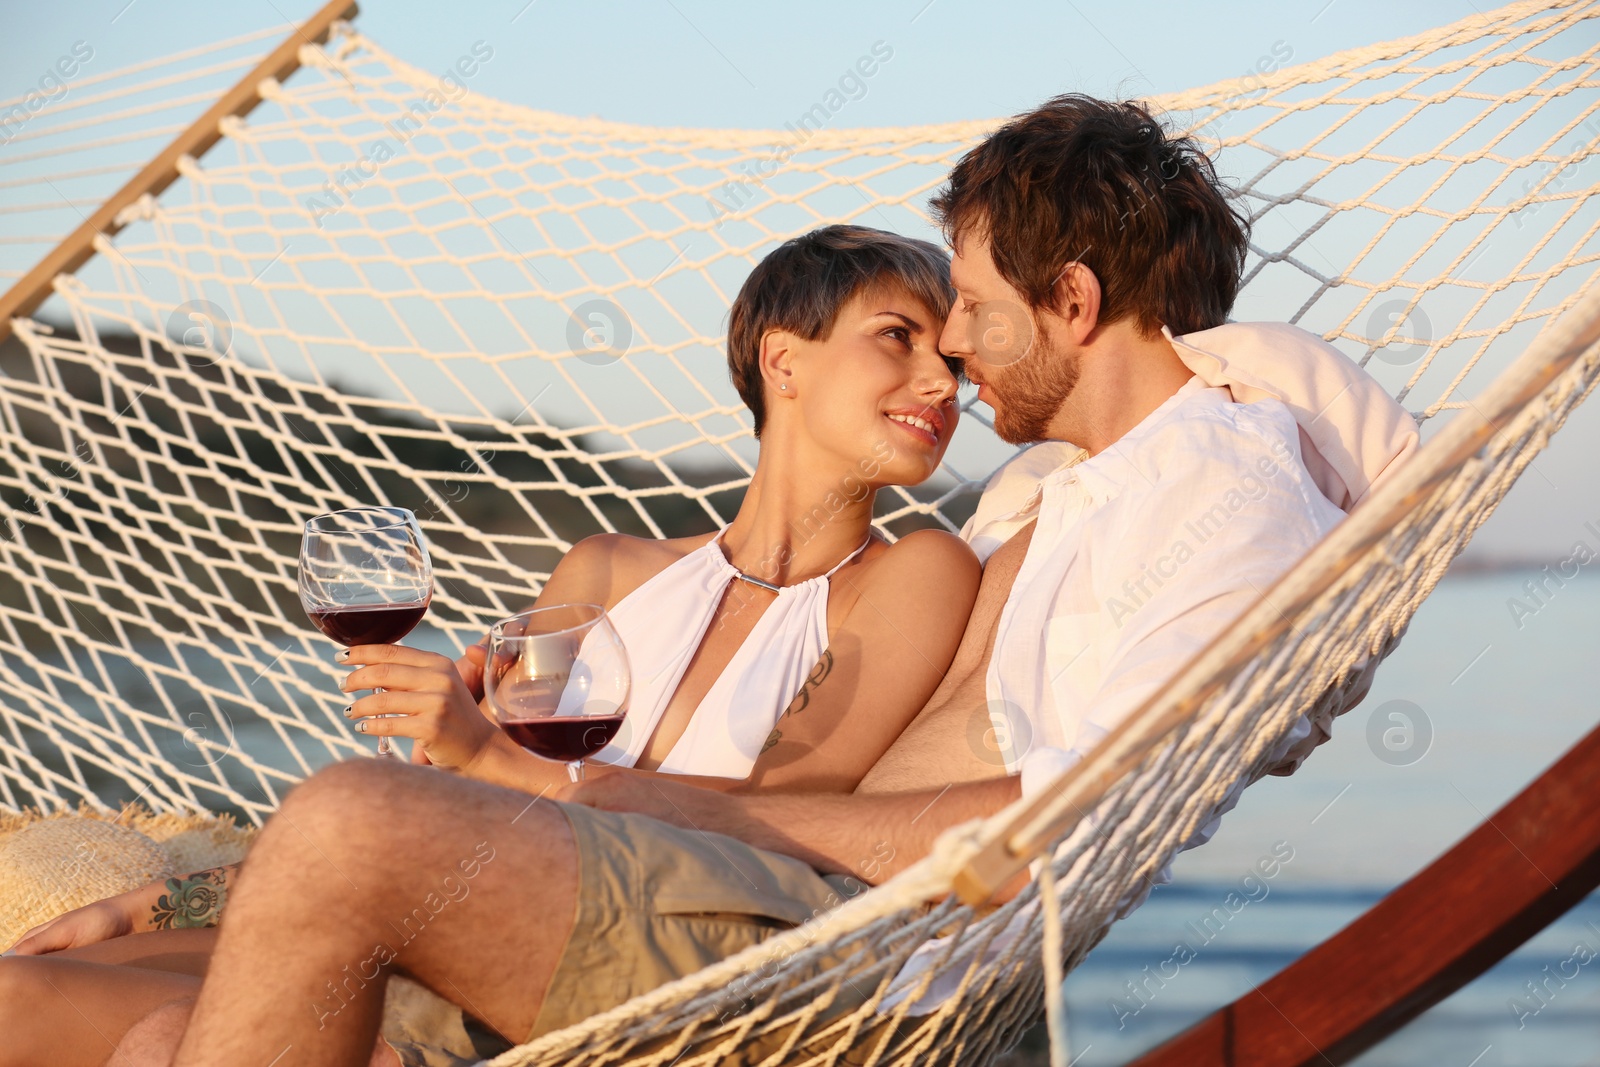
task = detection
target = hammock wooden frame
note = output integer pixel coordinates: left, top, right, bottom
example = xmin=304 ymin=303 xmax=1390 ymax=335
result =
xmin=1129 ymin=719 xmax=1600 ymax=1066
xmin=0 ymin=0 xmax=358 ymax=344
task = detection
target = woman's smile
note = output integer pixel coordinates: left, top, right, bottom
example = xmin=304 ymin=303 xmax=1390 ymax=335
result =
xmin=883 ymin=406 xmax=945 ymax=447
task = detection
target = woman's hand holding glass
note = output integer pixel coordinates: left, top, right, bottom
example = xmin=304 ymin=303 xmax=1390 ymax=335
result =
xmin=339 ymin=643 xmax=503 ymax=772
xmin=342 ymin=605 xmax=631 ymax=781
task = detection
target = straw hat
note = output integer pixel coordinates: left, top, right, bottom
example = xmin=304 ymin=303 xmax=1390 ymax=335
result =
xmin=0 ymin=808 xmax=452 ymax=1050
xmin=0 ymin=806 xmax=255 ymax=948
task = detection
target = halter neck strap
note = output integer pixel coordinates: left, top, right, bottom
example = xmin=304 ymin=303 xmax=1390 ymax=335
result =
xmin=711 ymin=527 xmax=873 ymax=589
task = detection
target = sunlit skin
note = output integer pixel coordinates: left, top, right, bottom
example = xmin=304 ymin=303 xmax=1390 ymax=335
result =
xmin=434 ymin=282 xmax=972 ymax=781
xmin=420 ymin=283 xmax=976 ymax=786
xmin=0 ymin=283 xmax=981 ymax=1067
xmin=765 ymin=282 xmax=963 ymax=494
xmin=939 ymin=232 xmax=1193 ymax=453
xmin=2 ymin=242 xmax=1207 ymax=1067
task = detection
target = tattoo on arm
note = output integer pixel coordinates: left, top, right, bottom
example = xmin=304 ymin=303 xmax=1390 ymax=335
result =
xmin=151 ymin=864 xmax=235 ymax=930
xmin=761 ymin=650 xmax=836 ymax=754
xmin=782 ymin=650 xmax=834 ymax=718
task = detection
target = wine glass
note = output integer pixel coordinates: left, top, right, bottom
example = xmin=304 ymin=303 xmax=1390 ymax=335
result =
xmin=299 ymin=506 xmax=432 ymax=759
xmin=484 ymin=604 xmax=631 ymax=782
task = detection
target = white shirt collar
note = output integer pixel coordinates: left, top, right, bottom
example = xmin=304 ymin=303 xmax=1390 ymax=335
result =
xmin=969 ymin=375 xmax=1210 ymax=532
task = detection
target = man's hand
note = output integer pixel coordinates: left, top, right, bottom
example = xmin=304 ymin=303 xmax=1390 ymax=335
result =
xmin=558 ymin=769 xmax=687 ymax=819
xmin=6 ymin=895 xmax=134 ymax=955
xmin=556 ymin=770 xmax=611 ymax=806
xmin=342 ymin=644 xmax=502 ymax=773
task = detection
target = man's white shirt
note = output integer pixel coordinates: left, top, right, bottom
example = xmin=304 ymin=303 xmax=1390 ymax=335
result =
xmin=884 ymin=377 xmax=1346 ymax=1014
xmin=969 ymin=377 xmax=1346 ymax=783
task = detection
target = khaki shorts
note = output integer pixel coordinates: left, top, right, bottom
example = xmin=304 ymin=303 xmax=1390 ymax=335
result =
xmin=387 ymin=801 xmax=877 ymax=1066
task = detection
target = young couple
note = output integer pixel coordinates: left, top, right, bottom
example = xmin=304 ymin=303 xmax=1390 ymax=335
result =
xmin=3 ymin=93 xmax=1390 ymax=1067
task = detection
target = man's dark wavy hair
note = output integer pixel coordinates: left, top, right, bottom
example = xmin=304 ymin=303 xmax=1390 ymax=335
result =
xmin=930 ymin=94 xmax=1250 ymax=337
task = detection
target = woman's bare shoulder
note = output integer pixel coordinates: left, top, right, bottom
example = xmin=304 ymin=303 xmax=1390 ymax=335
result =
xmin=825 ymin=528 xmax=979 ymax=690
xmin=847 ymin=528 xmax=980 ymax=608
xmin=557 ymin=530 xmax=716 ymax=600
xmin=863 ymin=528 xmax=979 ymax=577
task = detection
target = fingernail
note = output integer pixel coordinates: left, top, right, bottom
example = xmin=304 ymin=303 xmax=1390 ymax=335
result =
xmin=336 ymin=649 xmax=350 ymax=662
xmin=343 ymin=705 xmax=353 ymax=716
xmin=357 ymin=721 xmax=368 ymax=733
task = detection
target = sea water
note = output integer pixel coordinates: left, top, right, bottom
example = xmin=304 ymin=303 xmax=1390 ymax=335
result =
xmin=1058 ymin=568 xmax=1600 ymax=1065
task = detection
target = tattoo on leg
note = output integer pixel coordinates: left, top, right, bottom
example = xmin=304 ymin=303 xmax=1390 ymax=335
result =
xmin=151 ymin=865 xmax=234 ymax=930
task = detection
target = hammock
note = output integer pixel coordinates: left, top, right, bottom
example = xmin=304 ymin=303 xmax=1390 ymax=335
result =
xmin=0 ymin=0 xmax=1597 ymax=1062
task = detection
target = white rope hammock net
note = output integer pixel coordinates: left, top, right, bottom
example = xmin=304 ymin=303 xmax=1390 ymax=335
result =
xmin=0 ymin=24 xmax=287 ymax=285
xmin=1 ymin=0 xmax=1598 ymax=1062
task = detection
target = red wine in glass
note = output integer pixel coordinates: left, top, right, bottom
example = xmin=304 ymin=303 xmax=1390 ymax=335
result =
xmin=308 ymin=603 xmax=430 ymax=647
xmin=485 ymin=604 xmax=631 ymax=782
xmin=502 ymin=715 xmax=626 ymax=762
xmin=299 ymin=507 xmax=433 ymax=759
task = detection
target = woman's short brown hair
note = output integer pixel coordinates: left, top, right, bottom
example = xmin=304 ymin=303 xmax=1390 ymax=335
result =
xmin=930 ymin=94 xmax=1249 ymax=337
xmin=727 ymin=224 xmax=955 ymax=438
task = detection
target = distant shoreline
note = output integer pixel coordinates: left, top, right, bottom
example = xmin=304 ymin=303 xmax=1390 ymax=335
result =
xmin=1444 ymin=556 xmax=1598 ymax=577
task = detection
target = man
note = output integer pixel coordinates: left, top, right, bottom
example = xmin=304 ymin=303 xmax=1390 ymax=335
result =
xmin=146 ymin=94 xmax=1353 ymax=1065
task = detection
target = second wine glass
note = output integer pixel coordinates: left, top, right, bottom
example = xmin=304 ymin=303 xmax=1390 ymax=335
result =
xmin=484 ymin=604 xmax=631 ymax=782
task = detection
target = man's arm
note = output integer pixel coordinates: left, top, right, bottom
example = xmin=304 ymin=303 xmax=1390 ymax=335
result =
xmin=464 ymin=731 xmax=750 ymax=793
xmin=564 ymin=772 xmax=1023 ymax=887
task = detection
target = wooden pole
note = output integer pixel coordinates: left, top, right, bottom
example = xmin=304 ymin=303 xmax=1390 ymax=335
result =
xmin=0 ymin=0 xmax=359 ymax=345
xmin=1125 ymin=720 xmax=1600 ymax=1066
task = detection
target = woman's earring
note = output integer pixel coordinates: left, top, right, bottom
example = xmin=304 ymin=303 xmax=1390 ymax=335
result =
xmin=779 ymin=384 xmax=788 ymax=391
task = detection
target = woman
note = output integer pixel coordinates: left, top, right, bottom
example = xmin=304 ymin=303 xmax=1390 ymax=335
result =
xmin=0 ymin=224 xmax=981 ymax=1065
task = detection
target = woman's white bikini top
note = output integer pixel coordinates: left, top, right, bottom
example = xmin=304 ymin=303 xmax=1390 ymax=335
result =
xmin=587 ymin=527 xmax=871 ymax=779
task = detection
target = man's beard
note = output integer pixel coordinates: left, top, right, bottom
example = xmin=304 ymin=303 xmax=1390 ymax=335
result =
xmin=986 ymin=327 xmax=1080 ymax=445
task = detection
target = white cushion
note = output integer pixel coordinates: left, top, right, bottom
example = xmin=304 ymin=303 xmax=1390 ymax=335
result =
xmin=1166 ymin=321 xmax=1419 ymax=511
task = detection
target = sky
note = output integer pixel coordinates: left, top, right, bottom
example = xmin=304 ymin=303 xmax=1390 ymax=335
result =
xmin=3 ymin=1 xmax=1497 ymax=129
xmin=2 ymin=0 xmax=1597 ymax=564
